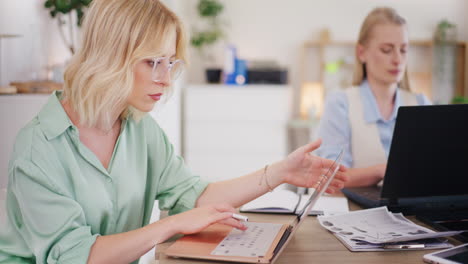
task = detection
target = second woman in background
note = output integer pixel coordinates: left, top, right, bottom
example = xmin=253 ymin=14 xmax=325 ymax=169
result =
xmin=316 ymin=7 xmax=431 ymax=187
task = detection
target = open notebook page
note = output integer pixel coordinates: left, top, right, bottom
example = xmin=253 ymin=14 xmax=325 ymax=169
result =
xmin=298 ymin=194 xmax=349 ymax=215
xmin=240 ymin=189 xmax=299 ymax=213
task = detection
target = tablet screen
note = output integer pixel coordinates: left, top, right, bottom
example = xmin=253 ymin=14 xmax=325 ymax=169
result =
xmin=295 ymin=149 xmax=343 ymax=220
xmin=433 ymin=244 xmax=468 ymax=263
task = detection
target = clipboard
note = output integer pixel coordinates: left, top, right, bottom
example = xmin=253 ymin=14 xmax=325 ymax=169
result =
xmin=165 ymin=150 xmax=344 ymax=263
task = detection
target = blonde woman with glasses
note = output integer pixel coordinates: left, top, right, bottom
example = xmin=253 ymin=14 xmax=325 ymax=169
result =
xmin=0 ymin=0 xmax=346 ymax=263
xmin=315 ymin=7 xmax=430 ymax=188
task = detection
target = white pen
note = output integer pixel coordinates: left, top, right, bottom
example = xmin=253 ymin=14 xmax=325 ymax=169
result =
xmin=232 ymin=213 xmax=249 ymax=222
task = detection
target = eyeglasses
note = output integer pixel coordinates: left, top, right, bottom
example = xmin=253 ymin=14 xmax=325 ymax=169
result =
xmin=151 ymin=57 xmax=185 ymax=82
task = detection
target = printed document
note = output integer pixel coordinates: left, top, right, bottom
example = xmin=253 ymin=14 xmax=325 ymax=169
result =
xmin=318 ymin=207 xmax=462 ymax=246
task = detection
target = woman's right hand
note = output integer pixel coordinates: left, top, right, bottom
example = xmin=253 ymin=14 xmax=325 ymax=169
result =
xmin=165 ymin=204 xmax=247 ymax=235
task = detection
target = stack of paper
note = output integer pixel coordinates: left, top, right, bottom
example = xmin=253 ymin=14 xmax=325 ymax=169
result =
xmin=318 ymin=207 xmax=462 ymax=251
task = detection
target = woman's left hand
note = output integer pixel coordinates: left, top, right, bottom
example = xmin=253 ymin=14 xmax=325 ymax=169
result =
xmin=273 ymin=139 xmax=348 ymax=194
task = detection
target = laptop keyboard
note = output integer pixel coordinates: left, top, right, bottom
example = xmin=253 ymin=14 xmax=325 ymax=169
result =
xmin=357 ymin=189 xmax=381 ymax=201
xmin=417 ymin=209 xmax=468 ymax=242
xmin=420 ymin=210 xmax=468 ymax=221
xmin=211 ymin=222 xmax=283 ymax=257
xmin=343 ymin=187 xmax=381 ymax=201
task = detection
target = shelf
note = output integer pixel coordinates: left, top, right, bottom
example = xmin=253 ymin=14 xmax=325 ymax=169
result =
xmin=300 ymin=39 xmax=468 ymax=112
xmin=304 ymin=40 xmax=467 ymax=47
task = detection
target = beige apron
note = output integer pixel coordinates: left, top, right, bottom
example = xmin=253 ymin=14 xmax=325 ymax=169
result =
xmin=345 ymin=87 xmax=417 ymax=168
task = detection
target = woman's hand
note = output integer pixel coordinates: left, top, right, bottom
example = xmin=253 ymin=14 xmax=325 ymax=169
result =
xmin=274 ymin=139 xmax=348 ymax=194
xmin=342 ymin=163 xmax=386 ymax=187
xmin=166 ymin=204 xmax=247 ymax=235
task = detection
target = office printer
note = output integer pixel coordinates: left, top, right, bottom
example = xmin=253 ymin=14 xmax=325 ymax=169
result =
xmin=247 ymin=60 xmax=288 ymax=84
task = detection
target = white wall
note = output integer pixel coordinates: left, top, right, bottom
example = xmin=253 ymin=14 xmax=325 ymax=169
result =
xmin=180 ymin=0 xmax=468 ymax=116
xmin=0 ymin=0 xmax=71 ymax=85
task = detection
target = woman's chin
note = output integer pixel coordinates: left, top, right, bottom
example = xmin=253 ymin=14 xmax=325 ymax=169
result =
xmin=133 ymin=102 xmax=157 ymax=113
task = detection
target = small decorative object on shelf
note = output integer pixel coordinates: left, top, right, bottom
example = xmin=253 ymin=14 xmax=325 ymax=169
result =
xmin=0 ymin=34 xmax=22 ymax=94
xmin=0 ymin=85 xmax=17 ymax=95
xmin=205 ymin=68 xmax=222 ymax=83
xmin=319 ymin=28 xmax=331 ymax=43
xmin=300 ymin=82 xmax=324 ymax=119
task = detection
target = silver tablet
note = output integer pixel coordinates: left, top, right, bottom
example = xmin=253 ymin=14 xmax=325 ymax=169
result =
xmin=423 ymin=243 xmax=468 ymax=264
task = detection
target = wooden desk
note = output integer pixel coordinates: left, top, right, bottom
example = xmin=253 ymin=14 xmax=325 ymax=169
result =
xmin=156 ymin=202 xmax=460 ymax=264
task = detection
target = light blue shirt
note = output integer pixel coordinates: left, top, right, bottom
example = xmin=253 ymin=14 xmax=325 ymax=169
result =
xmin=315 ymin=81 xmax=431 ymax=167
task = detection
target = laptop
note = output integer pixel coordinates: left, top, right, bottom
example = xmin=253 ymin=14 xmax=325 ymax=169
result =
xmin=165 ymin=150 xmax=343 ymax=263
xmin=341 ymin=104 xmax=468 ymax=241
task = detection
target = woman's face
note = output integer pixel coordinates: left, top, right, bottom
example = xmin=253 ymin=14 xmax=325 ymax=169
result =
xmin=129 ymin=33 xmax=176 ymax=112
xmin=357 ymin=23 xmax=408 ymax=86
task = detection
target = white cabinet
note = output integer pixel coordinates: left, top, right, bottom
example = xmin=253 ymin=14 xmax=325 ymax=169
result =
xmin=183 ymin=85 xmax=291 ymax=182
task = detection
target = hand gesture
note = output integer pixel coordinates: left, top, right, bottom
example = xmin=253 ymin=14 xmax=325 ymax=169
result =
xmin=279 ymin=139 xmax=347 ymax=193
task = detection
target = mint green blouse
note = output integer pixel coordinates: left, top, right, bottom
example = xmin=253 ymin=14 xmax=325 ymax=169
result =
xmin=0 ymin=91 xmax=209 ymax=264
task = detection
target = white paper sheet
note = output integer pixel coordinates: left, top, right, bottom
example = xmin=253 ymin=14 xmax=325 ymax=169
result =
xmin=318 ymin=207 xmax=463 ymax=244
xmin=328 ymin=212 xmax=452 ymax=251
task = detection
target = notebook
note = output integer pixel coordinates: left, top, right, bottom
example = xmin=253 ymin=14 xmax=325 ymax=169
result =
xmin=240 ymin=188 xmax=348 ymax=216
xmin=165 ymin=150 xmax=344 ymax=263
xmin=341 ymin=105 xmax=468 ymax=241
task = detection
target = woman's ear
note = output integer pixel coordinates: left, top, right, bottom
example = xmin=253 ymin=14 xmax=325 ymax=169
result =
xmin=356 ymin=44 xmax=366 ymax=63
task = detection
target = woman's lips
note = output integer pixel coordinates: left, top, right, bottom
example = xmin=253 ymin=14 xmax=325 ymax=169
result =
xmin=149 ymin=93 xmax=162 ymax=101
xmin=389 ymin=69 xmax=401 ymax=75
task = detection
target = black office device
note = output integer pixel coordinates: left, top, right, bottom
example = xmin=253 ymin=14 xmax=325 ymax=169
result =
xmin=342 ymin=104 xmax=468 ymax=241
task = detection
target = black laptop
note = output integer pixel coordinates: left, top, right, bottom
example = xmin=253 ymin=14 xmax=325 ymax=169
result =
xmin=341 ymin=104 xmax=468 ymax=241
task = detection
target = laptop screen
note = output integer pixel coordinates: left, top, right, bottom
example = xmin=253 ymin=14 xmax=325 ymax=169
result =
xmin=381 ymin=105 xmax=468 ymax=199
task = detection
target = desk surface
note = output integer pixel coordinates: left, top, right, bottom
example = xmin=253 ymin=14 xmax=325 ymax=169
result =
xmin=156 ymin=202 xmax=461 ymax=264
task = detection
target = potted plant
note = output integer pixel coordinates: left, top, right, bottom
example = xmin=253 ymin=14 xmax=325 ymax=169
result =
xmin=191 ymin=0 xmax=226 ymax=83
xmin=44 ymin=0 xmax=93 ymax=54
xmin=432 ymin=19 xmax=458 ymax=104
xmin=434 ymin=19 xmax=457 ymax=44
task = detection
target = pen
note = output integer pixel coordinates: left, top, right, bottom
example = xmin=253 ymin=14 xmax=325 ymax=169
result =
xmin=232 ymin=213 xmax=249 ymax=222
xmin=383 ymin=244 xmax=425 ymax=249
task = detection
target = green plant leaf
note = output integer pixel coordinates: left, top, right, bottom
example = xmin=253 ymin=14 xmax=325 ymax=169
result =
xmin=44 ymin=0 xmax=91 ymax=26
xmin=191 ymin=0 xmax=225 ymax=49
xmin=76 ymin=8 xmax=84 ymax=26
xmin=80 ymin=0 xmax=92 ymax=5
xmin=451 ymin=96 xmax=468 ymax=104
xmin=191 ymin=35 xmax=204 ymax=48
xmin=198 ymin=0 xmax=223 ymax=17
xmin=55 ymin=0 xmax=72 ymax=13
xmin=44 ymin=0 xmax=54 ymax=8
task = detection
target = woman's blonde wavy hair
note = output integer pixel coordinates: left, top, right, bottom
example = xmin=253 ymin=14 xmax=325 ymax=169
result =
xmin=63 ymin=0 xmax=187 ymax=130
xmin=352 ymin=7 xmax=411 ymax=91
